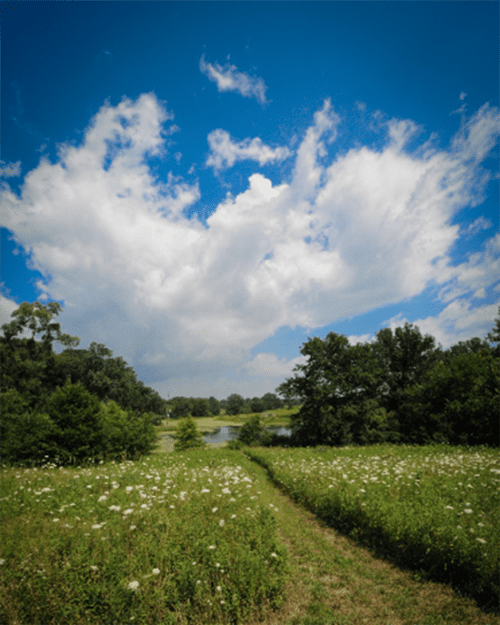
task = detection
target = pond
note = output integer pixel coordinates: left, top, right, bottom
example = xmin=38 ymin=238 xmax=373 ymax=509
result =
xmin=202 ymin=425 xmax=291 ymax=444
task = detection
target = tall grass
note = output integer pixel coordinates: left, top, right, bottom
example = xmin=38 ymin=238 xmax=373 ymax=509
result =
xmin=0 ymin=449 xmax=287 ymax=624
xmin=245 ymin=444 xmax=500 ymax=613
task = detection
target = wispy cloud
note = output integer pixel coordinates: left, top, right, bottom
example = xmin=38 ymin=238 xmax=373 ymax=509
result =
xmin=199 ymin=54 xmax=269 ymax=104
xmin=1 ymin=94 xmax=498 ymax=395
xmin=206 ymin=129 xmax=292 ymax=171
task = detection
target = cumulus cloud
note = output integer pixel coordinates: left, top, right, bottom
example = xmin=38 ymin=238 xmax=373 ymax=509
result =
xmin=1 ymin=93 xmax=499 ymax=396
xmin=245 ymin=353 xmax=307 ymax=377
xmin=199 ymin=54 xmax=268 ymax=104
xmin=206 ymin=129 xmax=292 ymax=171
xmin=0 ymin=161 xmax=21 ymax=178
xmin=385 ymin=300 xmax=499 ymax=349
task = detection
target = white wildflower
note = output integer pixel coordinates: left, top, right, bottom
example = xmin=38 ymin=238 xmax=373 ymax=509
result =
xmin=127 ymin=580 xmax=139 ymax=592
xmin=152 ymin=568 xmax=160 ymax=575
xmin=219 ymin=519 xmax=225 ymax=527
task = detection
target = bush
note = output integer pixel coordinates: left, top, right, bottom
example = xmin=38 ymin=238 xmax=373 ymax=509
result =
xmin=174 ymin=417 xmax=206 ymax=451
xmin=100 ymin=402 xmax=158 ymax=460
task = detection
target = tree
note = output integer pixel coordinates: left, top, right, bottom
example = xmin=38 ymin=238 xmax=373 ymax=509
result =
xmin=171 ymin=397 xmax=193 ymax=419
xmin=261 ymin=393 xmax=283 ymax=411
xmin=237 ymin=415 xmax=267 ymax=446
xmin=278 ymin=333 xmax=385 ymax=446
xmin=174 ymin=417 xmax=206 ymax=451
xmin=191 ymin=398 xmax=210 ymax=417
xmin=400 ymin=349 xmax=499 ymax=446
xmin=225 ymin=393 xmax=245 ymax=416
xmin=208 ymin=396 xmax=221 ymax=416
xmin=373 ymin=323 xmax=440 ymax=415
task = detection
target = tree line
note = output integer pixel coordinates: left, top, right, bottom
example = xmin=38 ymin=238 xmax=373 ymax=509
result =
xmin=277 ymin=311 xmax=500 ymax=448
xmin=1 ymin=302 xmax=164 ymax=465
xmin=167 ymin=392 xmax=290 ymax=419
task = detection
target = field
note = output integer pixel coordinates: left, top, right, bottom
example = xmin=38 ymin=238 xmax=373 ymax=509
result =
xmin=245 ymin=444 xmax=500 ymax=613
xmin=1 ymin=442 xmax=499 ymax=624
xmin=0 ymin=450 xmax=286 ymax=625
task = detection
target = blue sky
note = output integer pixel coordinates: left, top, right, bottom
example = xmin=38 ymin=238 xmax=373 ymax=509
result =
xmin=1 ymin=2 xmax=499 ymax=400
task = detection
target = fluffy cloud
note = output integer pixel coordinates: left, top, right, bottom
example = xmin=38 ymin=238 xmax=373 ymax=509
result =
xmin=245 ymin=353 xmax=307 ymax=378
xmin=199 ymin=55 xmax=268 ymax=104
xmin=1 ymin=93 xmax=499 ymax=396
xmin=206 ymin=129 xmax=292 ymax=171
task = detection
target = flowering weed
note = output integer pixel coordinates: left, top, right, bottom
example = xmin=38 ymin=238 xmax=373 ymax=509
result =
xmin=245 ymin=444 xmax=499 ymax=613
xmin=0 ymin=449 xmax=286 ymax=624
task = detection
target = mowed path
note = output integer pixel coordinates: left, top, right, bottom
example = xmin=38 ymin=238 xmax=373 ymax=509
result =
xmin=238 ymin=455 xmax=500 ymax=625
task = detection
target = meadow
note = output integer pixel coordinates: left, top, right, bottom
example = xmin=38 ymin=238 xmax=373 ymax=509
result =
xmin=0 ymin=449 xmax=287 ymax=625
xmin=245 ymin=444 xmax=500 ymax=613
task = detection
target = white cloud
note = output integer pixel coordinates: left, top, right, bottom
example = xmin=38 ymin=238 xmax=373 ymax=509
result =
xmin=0 ymin=161 xmax=21 ymax=178
xmin=206 ymin=129 xmax=292 ymax=171
xmin=199 ymin=55 xmax=268 ymax=104
xmin=245 ymin=353 xmax=307 ymax=377
xmin=384 ymin=299 xmax=499 ymax=349
xmin=1 ymin=94 xmax=499 ymax=396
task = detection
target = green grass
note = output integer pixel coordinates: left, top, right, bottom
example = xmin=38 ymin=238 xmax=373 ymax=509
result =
xmin=245 ymin=444 xmax=500 ymax=613
xmin=0 ymin=450 xmax=287 ymax=625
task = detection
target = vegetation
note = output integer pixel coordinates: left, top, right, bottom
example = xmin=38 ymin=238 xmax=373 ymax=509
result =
xmin=173 ymin=417 xmax=206 ymax=451
xmin=277 ymin=312 xmax=500 ymax=448
xmin=0 ymin=450 xmax=287 ymax=624
xmin=1 ymin=302 xmax=160 ymax=465
xmin=245 ymin=444 xmax=500 ymax=613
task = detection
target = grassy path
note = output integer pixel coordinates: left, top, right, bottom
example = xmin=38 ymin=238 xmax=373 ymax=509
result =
xmin=235 ymin=452 xmax=500 ymax=625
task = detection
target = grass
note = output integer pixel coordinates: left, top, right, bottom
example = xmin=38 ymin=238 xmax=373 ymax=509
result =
xmin=2 ymin=441 xmax=499 ymax=625
xmin=0 ymin=450 xmax=287 ymax=625
xmin=244 ymin=444 xmax=500 ymax=614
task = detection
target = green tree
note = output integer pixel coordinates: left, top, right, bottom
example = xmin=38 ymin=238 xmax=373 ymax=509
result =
xmin=250 ymin=397 xmax=265 ymax=413
xmin=225 ymin=393 xmax=245 ymax=416
xmin=208 ymin=396 xmax=221 ymax=416
xmin=373 ymin=322 xmax=440 ymax=416
xmin=261 ymin=392 xmax=283 ymax=411
xmin=278 ymin=333 xmax=384 ymax=447
xmin=174 ymin=417 xmax=206 ymax=451
xmin=237 ymin=415 xmax=267 ymax=446
xmin=400 ymin=349 xmax=499 ymax=446
xmin=171 ymin=397 xmax=193 ymax=419
xmin=191 ymin=398 xmax=210 ymax=417
xmin=42 ymin=382 xmax=104 ymax=464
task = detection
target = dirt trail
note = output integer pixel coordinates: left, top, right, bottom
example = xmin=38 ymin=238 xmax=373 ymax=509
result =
xmin=242 ymin=457 xmax=500 ymax=625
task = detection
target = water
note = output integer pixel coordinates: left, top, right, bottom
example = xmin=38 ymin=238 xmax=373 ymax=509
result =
xmin=202 ymin=425 xmax=291 ymax=445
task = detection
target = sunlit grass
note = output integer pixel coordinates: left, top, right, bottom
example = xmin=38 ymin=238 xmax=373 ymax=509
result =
xmin=0 ymin=449 xmax=287 ymax=624
xmin=245 ymin=444 xmax=500 ymax=613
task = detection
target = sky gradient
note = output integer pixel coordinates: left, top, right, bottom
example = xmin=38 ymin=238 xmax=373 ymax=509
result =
xmin=1 ymin=2 xmax=499 ymax=400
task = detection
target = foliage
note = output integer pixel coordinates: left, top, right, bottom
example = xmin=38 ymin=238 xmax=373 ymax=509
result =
xmin=208 ymin=396 xmax=221 ymax=416
xmin=174 ymin=417 xmax=206 ymax=451
xmin=276 ymin=319 xmax=498 ymax=448
xmin=191 ymin=398 xmax=210 ymax=417
xmin=170 ymin=397 xmax=193 ymax=419
xmin=246 ymin=445 xmax=500 ymax=613
xmin=278 ymin=333 xmax=385 ymax=447
xmin=237 ymin=415 xmax=268 ymax=446
xmin=0 ymin=450 xmax=287 ymax=624
xmin=225 ymin=394 xmax=245 ymax=416
xmin=400 ymin=349 xmax=499 ymax=446
xmin=100 ymin=401 xmax=158 ymax=460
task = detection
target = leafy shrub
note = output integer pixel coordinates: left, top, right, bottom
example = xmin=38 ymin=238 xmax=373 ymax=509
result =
xmin=174 ymin=417 xmax=206 ymax=451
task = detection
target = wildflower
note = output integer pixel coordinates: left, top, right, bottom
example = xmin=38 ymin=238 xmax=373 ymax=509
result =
xmin=463 ymin=509 xmax=473 ymax=514
xmin=270 ymin=552 xmax=278 ymax=558
xmin=208 ymin=545 xmax=216 ymax=550
xmin=123 ymin=508 xmax=134 ymax=516
xmin=129 ymin=525 xmax=137 ymax=530
xmin=152 ymin=568 xmax=160 ymax=575
xmin=127 ymin=580 xmax=140 ymax=592
xmin=219 ymin=519 xmax=225 ymax=527
xmin=212 ymin=507 xmax=218 ymax=513
xmin=53 ymin=518 xmax=60 ymax=523
xmin=109 ymin=505 xmax=121 ymax=512
xmin=98 ymin=495 xmax=108 ymax=502
xmin=476 ymin=538 xmax=487 ymax=544
xmin=90 ymin=565 xmax=99 ymax=571
xmin=0 ymin=559 xmax=5 ymax=565
xmin=216 ymin=585 xmax=222 ymax=592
